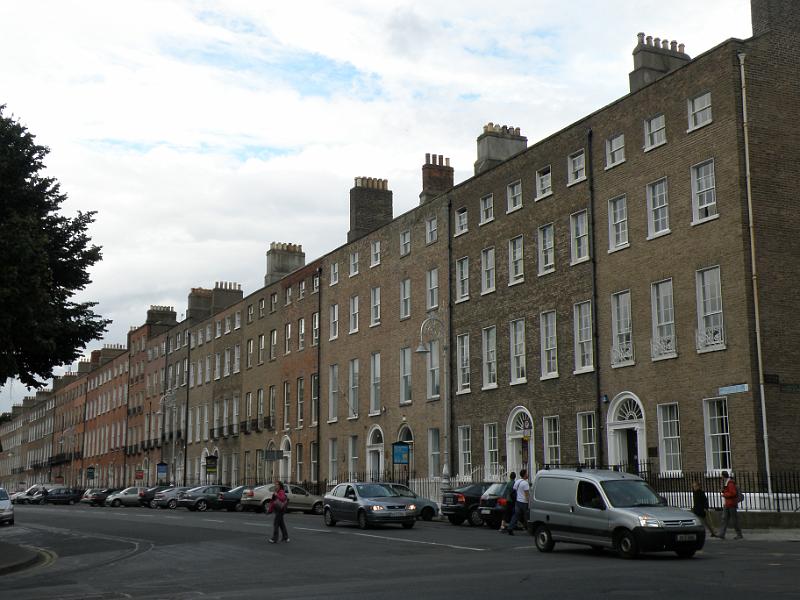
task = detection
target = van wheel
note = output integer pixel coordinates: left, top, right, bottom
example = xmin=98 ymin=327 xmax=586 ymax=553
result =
xmin=617 ymin=530 xmax=639 ymax=559
xmin=467 ymin=508 xmax=484 ymax=527
xmin=324 ymin=508 xmax=337 ymax=527
xmin=111 ymin=499 xmax=121 ymax=508
xmin=535 ymin=525 xmax=555 ymax=552
xmin=447 ymin=515 xmax=465 ymax=526
xmin=675 ymin=548 xmax=696 ymax=558
xmin=312 ymin=501 xmax=323 ymax=515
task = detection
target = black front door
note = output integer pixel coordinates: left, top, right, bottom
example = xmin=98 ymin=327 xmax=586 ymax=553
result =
xmin=625 ymin=429 xmax=639 ymax=473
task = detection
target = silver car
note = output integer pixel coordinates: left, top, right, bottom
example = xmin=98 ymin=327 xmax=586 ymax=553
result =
xmin=240 ymin=483 xmax=323 ymax=514
xmin=105 ymin=486 xmax=148 ymax=507
xmin=382 ymin=483 xmax=438 ymax=521
xmin=323 ymin=482 xmax=417 ymax=529
xmin=0 ymin=488 xmax=14 ymax=526
xmin=529 ymin=469 xmax=705 ymax=558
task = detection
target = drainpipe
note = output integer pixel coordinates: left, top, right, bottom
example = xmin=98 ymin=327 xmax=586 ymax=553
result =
xmin=183 ymin=331 xmax=191 ymax=486
xmin=586 ymin=127 xmax=605 ymax=468
xmin=315 ymin=266 xmax=323 ymax=489
xmin=738 ymin=52 xmax=772 ymax=503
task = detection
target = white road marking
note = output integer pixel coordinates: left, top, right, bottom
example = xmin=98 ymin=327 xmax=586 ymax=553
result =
xmin=295 ymin=527 xmax=332 ymax=533
xmin=244 ymin=522 xmax=269 ymax=527
xmin=163 ymin=516 xmax=182 ymax=520
xmin=203 ymin=519 xmax=224 ymax=523
xmin=352 ymin=531 xmax=486 ymax=551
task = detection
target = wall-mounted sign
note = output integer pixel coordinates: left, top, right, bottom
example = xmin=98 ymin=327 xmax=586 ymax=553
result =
xmin=205 ymin=455 xmax=218 ymax=474
xmin=718 ymin=383 xmax=749 ymax=396
xmin=264 ymin=450 xmax=284 ymax=461
xmin=156 ymin=461 xmax=168 ymax=478
xmin=392 ymin=442 xmax=410 ymax=465
xmin=135 ymin=469 xmax=144 ymax=480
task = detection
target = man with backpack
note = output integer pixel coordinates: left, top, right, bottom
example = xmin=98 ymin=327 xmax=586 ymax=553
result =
xmin=718 ymin=471 xmax=743 ymax=540
xmin=505 ymin=469 xmax=529 ymax=536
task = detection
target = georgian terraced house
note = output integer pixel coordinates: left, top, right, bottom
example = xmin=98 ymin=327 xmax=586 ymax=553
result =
xmin=2 ymin=0 xmax=799 ymax=493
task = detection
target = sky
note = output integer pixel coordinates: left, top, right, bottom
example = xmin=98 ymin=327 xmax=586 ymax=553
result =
xmin=0 ymin=0 xmax=752 ymax=412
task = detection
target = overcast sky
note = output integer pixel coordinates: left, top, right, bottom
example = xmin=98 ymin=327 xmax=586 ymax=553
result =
xmin=0 ymin=1 xmax=752 ymax=412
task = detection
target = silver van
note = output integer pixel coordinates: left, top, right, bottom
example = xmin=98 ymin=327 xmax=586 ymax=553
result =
xmin=529 ymin=469 xmax=705 ymax=558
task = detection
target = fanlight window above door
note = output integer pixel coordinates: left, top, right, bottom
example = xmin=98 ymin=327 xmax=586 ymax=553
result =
xmin=616 ymin=397 xmax=643 ymax=421
xmin=512 ymin=412 xmax=533 ymax=433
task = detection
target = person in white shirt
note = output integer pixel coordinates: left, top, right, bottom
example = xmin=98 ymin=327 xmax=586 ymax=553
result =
xmin=505 ymin=469 xmax=529 ymax=535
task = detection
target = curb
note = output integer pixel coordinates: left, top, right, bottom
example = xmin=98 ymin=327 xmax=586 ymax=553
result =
xmin=0 ymin=544 xmax=48 ymax=577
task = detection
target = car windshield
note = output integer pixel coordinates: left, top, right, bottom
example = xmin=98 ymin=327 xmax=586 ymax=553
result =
xmin=601 ymin=480 xmax=663 ymax=507
xmin=355 ymin=484 xmax=397 ymax=498
xmin=0 ymin=490 xmax=8 ymax=500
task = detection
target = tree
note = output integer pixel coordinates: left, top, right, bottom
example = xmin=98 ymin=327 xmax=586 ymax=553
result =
xmin=0 ymin=105 xmax=109 ymax=388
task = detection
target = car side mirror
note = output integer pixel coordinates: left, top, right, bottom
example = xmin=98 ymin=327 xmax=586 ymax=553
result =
xmin=589 ymin=497 xmax=606 ymax=510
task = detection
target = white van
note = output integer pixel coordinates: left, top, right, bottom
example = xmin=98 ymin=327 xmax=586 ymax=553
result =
xmin=529 ymin=468 xmax=705 ymax=558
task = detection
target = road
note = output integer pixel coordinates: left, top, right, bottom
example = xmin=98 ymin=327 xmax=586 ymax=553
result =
xmin=1 ymin=503 xmax=799 ymax=599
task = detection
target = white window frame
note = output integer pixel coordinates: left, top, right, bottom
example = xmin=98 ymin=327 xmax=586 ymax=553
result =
xmin=688 ymin=92 xmax=712 ymax=131
xmin=329 ymin=304 xmax=339 ymax=340
xmin=458 ymin=425 xmax=472 ymax=477
xmin=400 ymin=278 xmax=411 ymax=319
xmin=481 ymin=247 xmax=495 ymax=294
xmin=538 ymin=223 xmax=555 ymax=275
xmin=349 ymin=251 xmax=359 ymax=277
xmin=646 ymin=177 xmax=670 ymax=239
xmin=481 ymin=326 xmax=497 ymax=389
xmin=456 ymin=333 xmax=470 ymax=394
xmin=608 ymin=195 xmax=628 ymax=251
xmin=507 ymin=180 xmax=522 ymax=213
xmin=479 ymin=194 xmax=494 ymax=224
xmin=370 ymin=240 xmax=381 ymax=267
xmin=605 ymin=133 xmax=625 ymax=168
xmin=284 ymin=323 xmax=291 ymax=354
xmin=509 ymin=319 xmax=527 ymax=384
xmin=540 ymin=310 xmax=558 ymax=379
xmin=508 ymin=236 xmax=524 ymax=285
xmin=400 ymin=347 xmax=412 ymax=404
xmin=328 ymin=364 xmax=339 ymax=422
xmin=425 ymin=216 xmax=438 ymax=244
xmin=573 ymin=301 xmax=594 ymax=374
xmin=455 ymin=207 xmax=468 ymax=236
xmin=658 ymin=403 xmax=682 ymax=474
xmin=543 ymin=416 xmax=561 ymax=466
xmin=696 ymin=266 xmax=725 ymax=352
xmin=611 ymin=290 xmax=634 ymax=367
xmin=691 ymin=159 xmax=717 ymax=224
xmin=426 ymin=340 xmax=440 ymax=400
xmin=567 ymin=149 xmax=586 ymax=185
xmin=370 ymin=287 xmax=381 ymax=326
xmin=348 ymin=358 xmax=359 ymax=419
xmin=349 ymin=295 xmax=359 ymax=333
xmin=400 ymin=229 xmax=411 ymax=256
xmin=535 ymin=165 xmax=552 ymax=200
xmin=644 ymin=113 xmax=666 ymax=150
xmin=570 ymin=210 xmax=589 ymax=264
xmin=456 ymin=257 xmax=469 ymax=302
xmin=428 ymin=428 xmax=440 ymax=478
xmin=369 ymin=352 xmax=381 ymax=415
xmin=330 ymin=262 xmax=339 ymax=286
xmin=484 ymin=423 xmax=499 ymax=474
xmin=651 ymin=279 xmax=677 ymax=360
xmin=426 ymin=268 xmax=439 ymax=310
xmin=703 ymin=397 xmax=731 ymax=473
xmin=577 ymin=412 xmax=596 ymax=466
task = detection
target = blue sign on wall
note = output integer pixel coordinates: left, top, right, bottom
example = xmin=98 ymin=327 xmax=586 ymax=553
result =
xmin=392 ymin=442 xmax=410 ymax=465
xmin=157 ymin=462 xmax=168 ymax=478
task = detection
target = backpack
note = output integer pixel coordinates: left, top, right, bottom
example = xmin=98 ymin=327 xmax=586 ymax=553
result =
xmin=736 ymin=489 xmax=744 ymax=505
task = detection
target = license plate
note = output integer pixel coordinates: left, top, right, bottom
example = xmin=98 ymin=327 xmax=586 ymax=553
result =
xmin=480 ymin=508 xmax=491 ymax=514
xmin=676 ymin=534 xmax=696 ymax=542
xmin=443 ymin=500 xmax=453 ymax=505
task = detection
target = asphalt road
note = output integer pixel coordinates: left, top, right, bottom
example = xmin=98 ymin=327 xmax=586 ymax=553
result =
xmin=1 ymin=503 xmax=799 ymax=599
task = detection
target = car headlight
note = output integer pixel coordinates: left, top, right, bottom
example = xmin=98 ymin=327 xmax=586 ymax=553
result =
xmin=370 ymin=505 xmax=385 ymax=511
xmin=638 ymin=515 xmax=662 ymax=528
xmin=407 ymin=504 xmax=416 ymax=511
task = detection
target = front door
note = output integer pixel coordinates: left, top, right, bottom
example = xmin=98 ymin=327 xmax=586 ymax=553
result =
xmin=624 ymin=429 xmax=639 ymax=473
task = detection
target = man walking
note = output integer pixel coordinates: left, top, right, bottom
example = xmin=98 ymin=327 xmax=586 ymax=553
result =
xmin=718 ymin=471 xmax=743 ymax=540
xmin=505 ymin=469 xmax=529 ymax=535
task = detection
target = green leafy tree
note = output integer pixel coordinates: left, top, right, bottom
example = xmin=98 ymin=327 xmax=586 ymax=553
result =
xmin=0 ymin=105 xmax=109 ymax=388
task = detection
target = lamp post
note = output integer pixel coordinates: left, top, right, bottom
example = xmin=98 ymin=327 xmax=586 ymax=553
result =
xmin=415 ymin=315 xmax=450 ymax=493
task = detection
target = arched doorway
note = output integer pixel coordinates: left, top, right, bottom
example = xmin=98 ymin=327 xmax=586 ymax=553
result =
xmin=607 ymin=392 xmax=647 ymax=472
xmin=280 ymin=437 xmax=292 ymax=481
xmin=397 ymin=424 xmax=414 ymax=476
xmin=506 ymin=407 xmax=534 ymax=477
xmin=366 ymin=426 xmax=385 ymax=480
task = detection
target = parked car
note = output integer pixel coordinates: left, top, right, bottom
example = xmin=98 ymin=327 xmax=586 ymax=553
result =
xmin=105 ymin=487 xmax=148 ymax=507
xmin=382 ymin=483 xmax=438 ymax=521
xmin=217 ymin=485 xmax=247 ymax=512
xmin=478 ymin=481 xmax=515 ymax=529
xmin=441 ymin=482 xmax=492 ymax=526
xmin=240 ymin=483 xmax=323 ymax=514
xmin=86 ymin=488 xmax=123 ymax=506
xmin=80 ymin=488 xmax=104 ymax=505
xmin=323 ymin=482 xmax=417 ymax=529
xmin=529 ymin=469 xmax=706 ymax=559
xmin=177 ymin=485 xmax=231 ymax=511
xmin=44 ymin=487 xmax=85 ymax=505
xmin=11 ymin=484 xmax=55 ymax=504
xmin=139 ymin=485 xmax=174 ymax=508
xmin=153 ymin=486 xmax=193 ymax=509
xmin=0 ymin=488 xmax=14 ymax=526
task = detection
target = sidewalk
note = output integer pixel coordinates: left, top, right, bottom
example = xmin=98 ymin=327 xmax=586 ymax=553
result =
xmin=0 ymin=541 xmax=44 ymax=576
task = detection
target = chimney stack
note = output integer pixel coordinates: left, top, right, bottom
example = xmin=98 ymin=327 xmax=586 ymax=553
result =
xmin=265 ymin=242 xmax=306 ymax=286
xmin=419 ymin=153 xmax=454 ymax=204
xmin=347 ymin=177 xmax=393 ymax=242
xmin=629 ymin=32 xmax=690 ymax=93
xmin=474 ymin=123 xmax=527 ymax=175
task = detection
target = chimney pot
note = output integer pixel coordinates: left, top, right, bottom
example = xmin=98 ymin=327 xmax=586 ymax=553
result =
xmin=425 ymin=152 xmax=430 ymax=164
xmin=445 ymin=157 xmax=450 ymax=167
xmin=670 ymin=40 xmax=677 ymax=52
xmin=661 ymin=39 xmax=669 ymax=50
xmin=646 ymin=35 xmax=653 ymax=45
xmin=678 ymin=43 xmax=685 ymax=53
xmin=637 ymin=32 xmax=645 ymax=45
xmin=653 ymin=37 xmax=661 ymax=48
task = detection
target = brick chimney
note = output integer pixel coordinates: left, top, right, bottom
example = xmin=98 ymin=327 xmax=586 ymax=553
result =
xmin=474 ymin=123 xmax=527 ymax=175
xmin=419 ymin=153 xmax=454 ymax=204
xmin=629 ymin=33 xmax=690 ymax=93
xmin=146 ymin=305 xmax=177 ymax=326
xmin=347 ymin=177 xmax=393 ymax=242
xmin=265 ymin=243 xmax=305 ymax=286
